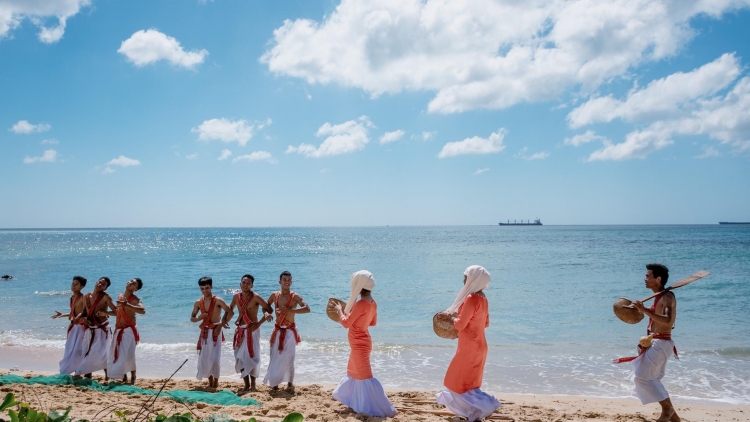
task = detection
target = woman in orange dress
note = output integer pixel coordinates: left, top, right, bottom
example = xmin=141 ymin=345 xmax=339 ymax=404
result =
xmin=436 ymin=265 xmax=501 ymax=421
xmin=329 ymin=270 xmax=397 ymax=418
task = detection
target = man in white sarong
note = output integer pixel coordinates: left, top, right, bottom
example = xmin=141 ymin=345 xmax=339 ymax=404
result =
xmin=191 ymin=276 xmax=233 ymax=390
xmin=103 ymin=278 xmax=145 ymax=384
xmin=264 ymin=271 xmax=309 ymax=392
xmin=75 ymin=277 xmax=116 ymax=379
xmin=616 ymin=264 xmax=680 ymax=422
xmin=229 ymin=274 xmax=273 ymax=393
xmin=52 ymin=276 xmax=88 ymax=374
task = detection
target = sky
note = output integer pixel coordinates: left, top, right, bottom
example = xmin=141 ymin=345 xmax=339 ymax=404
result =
xmin=1 ymin=0 xmax=749 ymax=227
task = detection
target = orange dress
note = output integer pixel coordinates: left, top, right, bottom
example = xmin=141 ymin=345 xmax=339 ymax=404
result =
xmin=339 ymin=299 xmax=377 ymax=380
xmin=444 ymin=293 xmax=490 ymax=393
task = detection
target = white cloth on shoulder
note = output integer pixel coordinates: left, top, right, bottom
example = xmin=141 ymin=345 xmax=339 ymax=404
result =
xmin=196 ymin=331 xmax=222 ymax=380
xmin=76 ymin=327 xmax=110 ymax=375
xmin=345 ymin=270 xmax=375 ymax=313
xmin=107 ymin=327 xmax=137 ymax=380
xmin=59 ymin=325 xmax=85 ymax=374
xmin=632 ymin=338 xmax=674 ymax=404
xmin=332 ymin=375 xmax=397 ymax=418
xmin=445 ymin=265 xmax=491 ymax=314
xmin=436 ymin=388 xmax=501 ymax=421
xmin=234 ymin=327 xmax=261 ymax=378
xmin=263 ymin=332 xmax=297 ymax=387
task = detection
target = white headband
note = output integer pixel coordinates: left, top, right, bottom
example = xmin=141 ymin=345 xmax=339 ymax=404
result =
xmin=345 ymin=270 xmax=375 ymax=313
xmin=445 ymin=265 xmax=490 ymax=314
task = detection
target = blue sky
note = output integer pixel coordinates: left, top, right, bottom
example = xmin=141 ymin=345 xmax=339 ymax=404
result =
xmin=1 ymin=0 xmax=749 ymax=227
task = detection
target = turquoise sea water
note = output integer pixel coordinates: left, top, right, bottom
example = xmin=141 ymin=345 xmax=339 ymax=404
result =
xmin=0 ymin=226 xmax=748 ymax=403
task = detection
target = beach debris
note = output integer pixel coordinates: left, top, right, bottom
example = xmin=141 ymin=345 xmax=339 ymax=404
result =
xmin=613 ymin=271 xmax=710 ymax=324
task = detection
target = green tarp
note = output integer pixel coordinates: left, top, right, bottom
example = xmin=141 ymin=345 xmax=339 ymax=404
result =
xmin=0 ymin=374 xmax=260 ymax=407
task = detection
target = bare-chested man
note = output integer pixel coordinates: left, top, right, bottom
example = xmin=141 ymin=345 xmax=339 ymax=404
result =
xmin=74 ymin=276 xmax=116 ymax=379
xmin=100 ymin=278 xmax=145 ymax=384
xmin=630 ymin=264 xmax=680 ymax=422
xmin=263 ymin=271 xmax=310 ymax=392
xmin=229 ymin=274 xmax=273 ymax=393
xmin=52 ymin=275 xmax=88 ymax=374
xmin=191 ymin=276 xmax=233 ymax=390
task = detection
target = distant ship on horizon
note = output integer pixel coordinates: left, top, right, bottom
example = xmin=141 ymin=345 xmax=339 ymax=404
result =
xmin=499 ymin=219 xmax=542 ymax=226
xmin=719 ymin=221 xmax=750 ymax=225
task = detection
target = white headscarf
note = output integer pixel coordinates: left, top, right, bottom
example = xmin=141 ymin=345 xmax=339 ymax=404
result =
xmin=444 ymin=265 xmax=491 ymax=314
xmin=345 ymin=270 xmax=375 ymax=313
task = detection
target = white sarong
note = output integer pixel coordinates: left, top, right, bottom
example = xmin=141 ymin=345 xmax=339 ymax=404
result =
xmin=632 ymin=338 xmax=674 ymax=404
xmin=59 ymin=325 xmax=85 ymax=374
xmin=196 ymin=330 xmax=222 ymax=380
xmin=107 ymin=327 xmax=137 ymax=380
xmin=436 ymin=388 xmax=501 ymax=421
xmin=332 ymin=375 xmax=397 ymax=417
xmin=234 ymin=327 xmax=261 ymax=378
xmin=263 ymin=332 xmax=297 ymax=387
xmin=76 ymin=326 xmax=110 ymax=375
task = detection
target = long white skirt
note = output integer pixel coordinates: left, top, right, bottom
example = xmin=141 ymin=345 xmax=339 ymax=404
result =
xmin=196 ymin=331 xmax=222 ymax=380
xmin=263 ymin=333 xmax=297 ymax=387
xmin=59 ymin=325 xmax=85 ymax=375
xmin=234 ymin=328 xmax=261 ymax=378
xmin=76 ymin=327 xmax=110 ymax=375
xmin=436 ymin=388 xmax=501 ymax=421
xmin=107 ymin=327 xmax=137 ymax=380
xmin=632 ymin=338 xmax=674 ymax=404
xmin=332 ymin=375 xmax=397 ymax=418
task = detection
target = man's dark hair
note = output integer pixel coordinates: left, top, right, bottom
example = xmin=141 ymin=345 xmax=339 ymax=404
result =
xmin=279 ymin=271 xmax=292 ymax=280
xmin=646 ymin=263 xmax=669 ymax=287
xmin=99 ymin=276 xmax=111 ymax=288
xmin=198 ymin=276 xmax=213 ymax=287
xmin=241 ymin=274 xmax=255 ymax=283
xmin=132 ymin=278 xmax=143 ymax=290
xmin=73 ymin=275 xmax=87 ymax=287
xmin=361 ymin=288 xmax=371 ymax=295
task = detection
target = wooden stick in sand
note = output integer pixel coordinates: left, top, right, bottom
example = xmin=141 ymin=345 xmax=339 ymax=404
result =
xmin=133 ymin=358 xmax=189 ymax=422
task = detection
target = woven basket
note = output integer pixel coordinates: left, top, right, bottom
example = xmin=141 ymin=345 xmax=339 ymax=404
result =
xmin=613 ymin=297 xmax=645 ymax=324
xmin=326 ymin=298 xmax=346 ymax=323
xmin=433 ymin=312 xmax=459 ymax=339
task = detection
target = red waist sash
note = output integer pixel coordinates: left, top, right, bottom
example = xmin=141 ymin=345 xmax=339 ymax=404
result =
xmin=270 ymin=323 xmax=301 ymax=353
xmin=113 ymin=300 xmax=140 ymax=363
xmin=233 ymin=292 xmax=257 ymax=358
xmin=613 ymin=332 xmax=679 ymax=364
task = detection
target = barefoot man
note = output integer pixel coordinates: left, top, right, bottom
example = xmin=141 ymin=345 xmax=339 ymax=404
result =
xmin=52 ymin=275 xmax=88 ymax=374
xmin=617 ymin=264 xmax=680 ymax=422
xmin=229 ymin=274 xmax=273 ymax=393
xmin=75 ymin=276 xmax=116 ymax=379
xmin=102 ymin=278 xmax=145 ymax=384
xmin=191 ymin=276 xmax=233 ymax=390
xmin=264 ymin=271 xmax=310 ymax=392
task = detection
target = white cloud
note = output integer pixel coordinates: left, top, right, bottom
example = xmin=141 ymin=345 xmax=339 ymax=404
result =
xmin=186 ymin=153 xmax=199 ymax=160
xmin=260 ymin=0 xmax=750 ymax=114
xmin=564 ymin=130 xmax=607 ymax=147
xmin=379 ymin=129 xmax=405 ymax=144
xmin=568 ymin=53 xmax=742 ymax=128
xmin=107 ymin=156 xmax=141 ymax=167
xmin=421 ymin=131 xmax=436 ymax=141
xmin=192 ymin=118 xmax=257 ymax=147
xmin=217 ymin=149 xmax=232 ymax=161
xmin=587 ymin=125 xmax=674 ymax=161
xmin=10 ymin=120 xmax=51 ymax=134
xmin=473 ymin=168 xmax=489 ymax=175
xmin=0 ymin=0 xmax=91 ymax=43
xmin=41 ymin=138 xmax=59 ymax=145
xmin=438 ymin=128 xmax=507 ymax=158
xmin=103 ymin=167 xmax=115 ymax=174
xmin=527 ymin=151 xmax=550 ymax=160
xmin=118 ymin=29 xmax=208 ymax=69
xmin=696 ymin=146 xmax=721 ymax=159
xmin=232 ymin=151 xmax=277 ymax=164
xmin=287 ymin=116 xmax=373 ymax=158
xmin=23 ymin=149 xmax=57 ymax=164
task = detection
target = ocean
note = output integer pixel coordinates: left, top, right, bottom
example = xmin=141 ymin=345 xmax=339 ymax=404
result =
xmin=0 ymin=226 xmax=748 ymax=403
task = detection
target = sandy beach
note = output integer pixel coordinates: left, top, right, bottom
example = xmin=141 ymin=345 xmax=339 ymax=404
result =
xmin=1 ymin=369 xmax=747 ymax=422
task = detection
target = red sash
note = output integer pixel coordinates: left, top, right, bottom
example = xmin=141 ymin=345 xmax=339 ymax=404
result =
xmin=233 ymin=292 xmax=257 ymax=358
xmin=66 ymin=294 xmax=85 ymax=337
xmin=269 ymin=291 xmax=301 ymax=353
xmin=197 ymin=296 xmax=224 ymax=352
xmin=113 ymin=294 xmax=140 ymax=363
xmin=84 ymin=292 xmax=110 ymax=357
xmin=614 ymin=295 xmax=679 ymax=364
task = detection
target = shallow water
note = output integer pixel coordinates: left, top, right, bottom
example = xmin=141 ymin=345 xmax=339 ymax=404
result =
xmin=0 ymin=226 xmax=748 ymax=402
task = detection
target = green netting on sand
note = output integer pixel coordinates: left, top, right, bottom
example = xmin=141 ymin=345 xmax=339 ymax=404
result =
xmin=0 ymin=374 xmax=260 ymax=407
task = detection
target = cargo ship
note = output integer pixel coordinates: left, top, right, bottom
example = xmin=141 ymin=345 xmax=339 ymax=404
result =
xmin=719 ymin=222 xmax=750 ymax=225
xmin=499 ymin=219 xmax=542 ymax=226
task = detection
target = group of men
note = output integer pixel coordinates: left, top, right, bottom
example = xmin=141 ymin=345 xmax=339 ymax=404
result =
xmin=54 ymin=271 xmax=309 ymax=393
